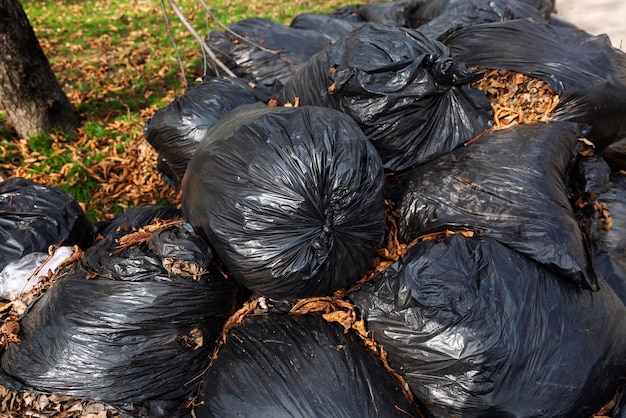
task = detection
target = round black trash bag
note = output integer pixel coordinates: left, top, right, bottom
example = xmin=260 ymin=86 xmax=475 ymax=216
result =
xmin=278 ymin=23 xmax=494 ymax=172
xmin=385 ymin=122 xmax=597 ymax=290
xmin=182 ymin=104 xmax=385 ymax=300
xmin=197 ymin=312 xmax=420 ymax=418
xmin=143 ymin=76 xmax=269 ymax=187
xmin=0 ymin=223 xmax=246 ymax=417
xmin=349 ymin=234 xmax=626 ymax=418
xmin=0 ymin=177 xmax=93 ymax=272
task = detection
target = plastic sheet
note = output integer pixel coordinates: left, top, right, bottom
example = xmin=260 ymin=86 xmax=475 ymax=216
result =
xmin=0 ymin=224 xmax=245 ymax=417
xmin=0 ymin=177 xmax=92 ymax=272
xmin=143 ymin=76 xmax=269 ymax=187
xmin=182 ymin=104 xmax=385 ymax=300
xmin=385 ymin=122 xmax=596 ymax=289
xmin=444 ymin=19 xmax=626 ymax=151
xmin=197 ymin=312 xmax=419 ymax=417
xmin=205 ymin=18 xmax=334 ymax=92
xmin=349 ymin=234 xmax=626 ymax=418
xmin=0 ymin=246 xmax=73 ymax=301
xmin=278 ymin=23 xmax=493 ymax=172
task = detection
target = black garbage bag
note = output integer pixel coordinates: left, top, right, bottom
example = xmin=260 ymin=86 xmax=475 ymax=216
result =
xmin=597 ymin=173 xmax=626 ymax=273
xmin=355 ymin=0 xmax=424 ymax=27
xmin=444 ymin=19 xmax=626 ymax=151
xmin=289 ymin=13 xmax=363 ymax=42
xmin=196 ymin=312 xmax=419 ymax=417
xmin=385 ymin=122 xmax=597 ymax=289
xmin=182 ymin=104 xmax=385 ymax=300
xmin=143 ymin=76 xmax=270 ymax=187
xmin=592 ymin=240 xmax=626 ymax=306
xmin=278 ymin=23 xmax=494 ymax=172
xmin=0 ymin=223 xmax=246 ymax=417
xmin=600 ymin=137 xmax=626 ymax=171
xmin=205 ymin=18 xmax=334 ymax=92
xmin=349 ymin=234 xmax=626 ymax=418
xmin=94 ymin=203 xmax=181 ymax=238
xmin=412 ymin=0 xmax=547 ymax=40
xmin=0 ymin=177 xmax=93 ymax=272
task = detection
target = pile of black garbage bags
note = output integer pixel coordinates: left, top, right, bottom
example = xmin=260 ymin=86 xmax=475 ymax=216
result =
xmin=2 ymin=0 xmax=626 ymax=417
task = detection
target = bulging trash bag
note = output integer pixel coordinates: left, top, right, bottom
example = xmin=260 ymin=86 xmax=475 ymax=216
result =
xmin=600 ymin=137 xmax=626 ymax=171
xmin=412 ymin=0 xmax=547 ymax=40
xmin=94 ymin=203 xmax=181 ymax=239
xmin=0 ymin=222 xmax=246 ymax=417
xmin=385 ymin=122 xmax=597 ymax=289
xmin=592 ymin=240 xmax=626 ymax=306
xmin=278 ymin=23 xmax=494 ymax=172
xmin=352 ymin=0 xmax=424 ymax=27
xmin=182 ymin=104 xmax=385 ymax=300
xmin=289 ymin=13 xmax=363 ymax=43
xmin=349 ymin=234 xmax=626 ymax=418
xmin=0 ymin=177 xmax=92 ymax=272
xmin=444 ymin=19 xmax=626 ymax=151
xmin=196 ymin=312 xmax=419 ymax=417
xmin=205 ymin=18 xmax=334 ymax=92
xmin=143 ymin=76 xmax=270 ymax=187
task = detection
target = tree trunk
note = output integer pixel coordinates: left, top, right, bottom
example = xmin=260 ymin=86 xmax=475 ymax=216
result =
xmin=0 ymin=0 xmax=79 ymax=139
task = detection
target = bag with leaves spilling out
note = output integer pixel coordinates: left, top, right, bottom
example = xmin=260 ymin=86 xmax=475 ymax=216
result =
xmin=0 ymin=177 xmax=92 ymax=272
xmin=384 ymin=122 xmax=596 ymax=289
xmin=444 ymin=19 xmax=626 ymax=151
xmin=143 ymin=76 xmax=270 ymax=188
xmin=349 ymin=234 xmax=626 ymax=418
xmin=182 ymin=104 xmax=385 ymax=300
xmin=278 ymin=23 xmax=494 ymax=172
xmin=197 ymin=312 xmax=419 ymax=418
xmin=0 ymin=222 xmax=246 ymax=417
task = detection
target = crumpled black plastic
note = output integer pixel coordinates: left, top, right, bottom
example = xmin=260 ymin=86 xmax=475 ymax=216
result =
xmin=597 ymin=173 xmax=626 ymax=273
xmin=143 ymin=76 xmax=269 ymax=187
xmin=444 ymin=18 xmax=626 ymax=151
xmin=182 ymin=104 xmax=385 ymax=300
xmin=0 ymin=224 xmax=245 ymax=417
xmin=197 ymin=312 xmax=419 ymax=417
xmin=349 ymin=234 xmax=626 ymax=418
xmin=0 ymin=177 xmax=92 ymax=272
xmin=94 ymin=203 xmax=181 ymax=238
xmin=289 ymin=13 xmax=363 ymax=43
xmin=278 ymin=23 xmax=494 ymax=172
xmin=385 ymin=122 xmax=597 ymax=289
xmin=205 ymin=18 xmax=334 ymax=92
xmin=412 ymin=0 xmax=548 ymax=40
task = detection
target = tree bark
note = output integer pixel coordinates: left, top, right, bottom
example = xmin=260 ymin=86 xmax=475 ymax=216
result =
xmin=0 ymin=0 xmax=79 ymax=139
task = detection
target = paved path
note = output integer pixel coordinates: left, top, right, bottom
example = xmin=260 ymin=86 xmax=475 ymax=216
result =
xmin=556 ymin=0 xmax=626 ymax=49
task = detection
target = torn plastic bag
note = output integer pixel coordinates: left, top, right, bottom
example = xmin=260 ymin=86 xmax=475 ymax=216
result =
xmin=143 ymin=76 xmax=270 ymax=187
xmin=413 ymin=0 xmax=547 ymax=40
xmin=278 ymin=23 xmax=494 ymax=172
xmin=444 ymin=19 xmax=626 ymax=151
xmin=289 ymin=13 xmax=363 ymax=43
xmin=0 ymin=177 xmax=92 ymax=272
xmin=0 ymin=223 xmax=246 ymax=417
xmin=385 ymin=122 xmax=596 ymax=289
xmin=182 ymin=104 xmax=385 ymax=300
xmin=205 ymin=18 xmax=334 ymax=92
xmin=196 ymin=312 xmax=419 ymax=417
xmin=349 ymin=234 xmax=626 ymax=418
xmin=0 ymin=246 xmax=73 ymax=301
